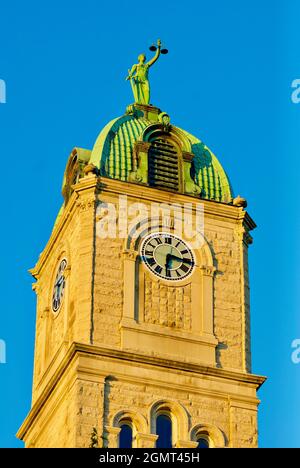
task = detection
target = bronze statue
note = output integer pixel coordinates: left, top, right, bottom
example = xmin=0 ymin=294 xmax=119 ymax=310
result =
xmin=126 ymin=39 xmax=167 ymax=105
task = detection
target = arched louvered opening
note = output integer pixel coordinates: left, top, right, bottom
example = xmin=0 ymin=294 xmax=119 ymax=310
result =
xmin=148 ymin=137 xmax=180 ymax=191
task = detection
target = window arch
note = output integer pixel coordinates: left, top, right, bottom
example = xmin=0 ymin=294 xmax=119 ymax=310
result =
xmin=149 ymin=399 xmax=189 ymax=448
xmin=112 ymin=410 xmax=148 ymax=449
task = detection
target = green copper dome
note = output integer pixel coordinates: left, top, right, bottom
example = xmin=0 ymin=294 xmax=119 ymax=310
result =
xmin=90 ymin=115 xmax=151 ymax=180
xmin=89 ymin=105 xmax=233 ymax=203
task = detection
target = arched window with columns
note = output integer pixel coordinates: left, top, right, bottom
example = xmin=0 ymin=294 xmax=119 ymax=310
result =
xmin=149 ymin=399 xmax=190 ymax=448
xmin=110 ymin=410 xmax=148 ymax=448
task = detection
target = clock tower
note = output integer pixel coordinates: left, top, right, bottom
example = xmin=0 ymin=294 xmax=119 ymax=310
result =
xmin=17 ymin=48 xmax=265 ymax=448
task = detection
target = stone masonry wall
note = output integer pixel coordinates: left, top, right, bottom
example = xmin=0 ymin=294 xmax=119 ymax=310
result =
xmin=206 ymin=224 xmax=246 ymax=370
xmin=32 ymin=210 xmax=81 ymax=397
xmin=91 ymin=193 xmax=250 ymax=372
xmin=144 ymin=274 xmax=192 ymax=330
xmin=92 ymin=236 xmax=123 ymax=348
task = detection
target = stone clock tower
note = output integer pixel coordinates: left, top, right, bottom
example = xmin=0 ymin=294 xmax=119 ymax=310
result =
xmin=17 ymin=59 xmax=265 ymax=448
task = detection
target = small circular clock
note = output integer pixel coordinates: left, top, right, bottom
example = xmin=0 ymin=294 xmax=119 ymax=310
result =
xmin=141 ymin=233 xmax=195 ymax=281
xmin=52 ymin=258 xmax=67 ymax=312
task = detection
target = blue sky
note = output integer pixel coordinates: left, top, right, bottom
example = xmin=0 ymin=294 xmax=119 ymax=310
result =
xmin=0 ymin=0 xmax=299 ymax=448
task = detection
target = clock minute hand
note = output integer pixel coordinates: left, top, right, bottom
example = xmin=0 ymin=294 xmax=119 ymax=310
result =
xmin=168 ymin=254 xmax=193 ymax=265
xmin=55 ymin=277 xmax=63 ymax=287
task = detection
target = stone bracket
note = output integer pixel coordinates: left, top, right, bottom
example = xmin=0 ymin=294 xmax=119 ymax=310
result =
xmin=129 ymin=141 xmax=151 ymax=184
xmin=182 ymin=151 xmax=201 ymax=195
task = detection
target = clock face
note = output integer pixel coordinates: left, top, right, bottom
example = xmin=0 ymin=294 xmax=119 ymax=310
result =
xmin=141 ymin=233 xmax=195 ymax=281
xmin=52 ymin=258 xmax=67 ymax=312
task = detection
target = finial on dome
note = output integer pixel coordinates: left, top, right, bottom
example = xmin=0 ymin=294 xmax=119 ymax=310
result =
xmin=125 ymin=39 xmax=168 ymax=105
xmin=233 ymin=195 xmax=247 ymax=208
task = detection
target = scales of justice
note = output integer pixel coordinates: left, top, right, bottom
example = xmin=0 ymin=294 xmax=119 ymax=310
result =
xmin=126 ymin=39 xmax=168 ymax=105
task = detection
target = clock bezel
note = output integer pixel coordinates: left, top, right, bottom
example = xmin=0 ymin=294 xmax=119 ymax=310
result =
xmin=140 ymin=232 xmax=195 ymax=282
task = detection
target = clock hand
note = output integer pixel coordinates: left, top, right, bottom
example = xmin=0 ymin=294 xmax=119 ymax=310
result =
xmin=165 ymin=253 xmax=172 ymax=270
xmin=168 ymin=254 xmax=194 ymax=265
xmin=55 ymin=277 xmax=63 ymax=287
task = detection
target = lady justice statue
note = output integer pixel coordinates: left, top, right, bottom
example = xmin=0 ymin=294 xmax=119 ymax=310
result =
xmin=126 ymin=39 xmax=168 ymax=105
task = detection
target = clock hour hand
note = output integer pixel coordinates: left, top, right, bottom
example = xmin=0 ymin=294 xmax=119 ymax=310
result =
xmin=165 ymin=253 xmax=172 ymax=270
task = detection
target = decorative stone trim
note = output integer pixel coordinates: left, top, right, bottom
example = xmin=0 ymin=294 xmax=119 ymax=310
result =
xmin=135 ymin=141 xmax=152 ymax=153
xmin=129 ymin=141 xmax=151 ymax=184
xmin=136 ymin=433 xmax=158 ymax=448
xmin=76 ymin=198 xmax=95 ymax=212
xmin=175 ymin=440 xmax=198 ymax=448
xmin=200 ymin=265 xmax=216 ymax=277
xmin=83 ymin=163 xmax=98 ymax=177
xmin=182 ymin=151 xmax=201 ymax=196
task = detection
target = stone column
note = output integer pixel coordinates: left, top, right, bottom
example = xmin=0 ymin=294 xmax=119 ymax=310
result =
xmin=122 ymin=250 xmax=138 ymax=323
xmin=105 ymin=426 xmax=121 ymax=448
xmin=200 ymin=266 xmax=216 ymax=336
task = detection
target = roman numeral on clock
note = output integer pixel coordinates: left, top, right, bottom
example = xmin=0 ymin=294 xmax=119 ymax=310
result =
xmin=179 ymin=264 xmax=189 ymax=274
xmin=147 ymin=257 xmax=156 ymax=267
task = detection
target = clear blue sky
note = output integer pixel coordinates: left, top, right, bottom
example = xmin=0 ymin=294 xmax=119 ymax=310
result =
xmin=0 ymin=0 xmax=299 ymax=448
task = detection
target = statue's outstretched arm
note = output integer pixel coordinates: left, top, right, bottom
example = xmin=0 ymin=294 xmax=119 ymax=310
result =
xmin=147 ymin=39 xmax=161 ymax=67
xmin=126 ymin=64 xmax=137 ymax=80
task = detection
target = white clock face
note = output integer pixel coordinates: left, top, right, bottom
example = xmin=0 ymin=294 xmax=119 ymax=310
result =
xmin=141 ymin=233 xmax=195 ymax=281
xmin=52 ymin=259 xmax=67 ymax=312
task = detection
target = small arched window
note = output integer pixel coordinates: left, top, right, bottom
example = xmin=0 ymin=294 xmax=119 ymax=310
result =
xmin=119 ymin=423 xmax=133 ymax=448
xmin=156 ymin=414 xmax=172 ymax=448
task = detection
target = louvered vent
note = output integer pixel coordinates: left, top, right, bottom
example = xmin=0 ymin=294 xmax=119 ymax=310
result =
xmin=148 ymin=138 xmax=179 ymax=191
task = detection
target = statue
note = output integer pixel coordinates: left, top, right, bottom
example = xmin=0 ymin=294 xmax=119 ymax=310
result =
xmin=126 ymin=39 xmax=167 ymax=105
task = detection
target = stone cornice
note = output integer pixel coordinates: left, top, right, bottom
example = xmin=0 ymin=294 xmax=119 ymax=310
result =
xmin=17 ymin=342 xmax=266 ymax=440
xmin=74 ymin=342 xmax=266 ymax=387
xmin=97 ymin=177 xmax=256 ymax=227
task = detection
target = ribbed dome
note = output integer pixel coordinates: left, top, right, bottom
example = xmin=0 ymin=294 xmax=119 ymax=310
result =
xmin=89 ymin=107 xmax=233 ymax=203
xmin=90 ymin=115 xmax=151 ymax=181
